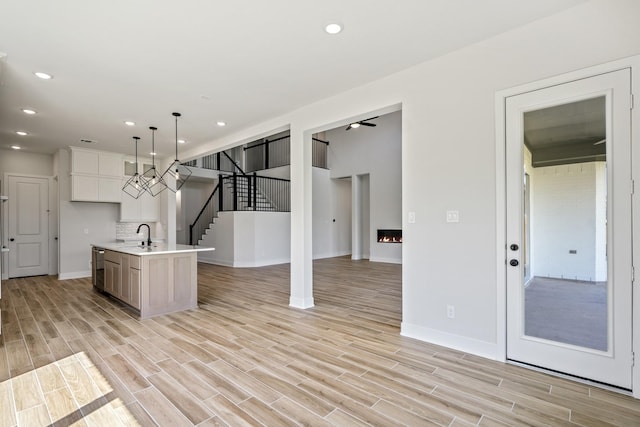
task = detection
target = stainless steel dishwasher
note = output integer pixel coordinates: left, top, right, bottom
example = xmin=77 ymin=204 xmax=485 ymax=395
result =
xmin=91 ymin=246 xmax=105 ymax=292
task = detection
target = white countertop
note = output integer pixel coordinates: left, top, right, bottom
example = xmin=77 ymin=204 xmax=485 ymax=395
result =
xmin=92 ymin=242 xmax=214 ymax=256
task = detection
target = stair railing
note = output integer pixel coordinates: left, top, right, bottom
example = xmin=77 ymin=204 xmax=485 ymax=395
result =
xmin=189 ymin=173 xmax=291 ymax=245
xmin=223 ymin=151 xmax=246 ymax=175
xmin=189 ymin=181 xmax=221 ymax=245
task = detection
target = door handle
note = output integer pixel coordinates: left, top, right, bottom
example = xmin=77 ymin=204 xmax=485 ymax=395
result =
xmin=510 ymin=244 xmax=519 ymax=251
xmin=509 ymin=259 xmax=519 ymax=267
xmin=9 ymin=238 xmax=15 ymax=242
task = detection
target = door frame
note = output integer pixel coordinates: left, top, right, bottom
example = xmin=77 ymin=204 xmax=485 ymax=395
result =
xmin=495 ymin=55 xmax=640 ymax=396
xmin=3 ymin=173 xmax=57 ymax=279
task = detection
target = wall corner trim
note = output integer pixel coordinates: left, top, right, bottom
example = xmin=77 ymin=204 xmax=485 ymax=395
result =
xmin=289 ymin=296 xmax=314 ymax=309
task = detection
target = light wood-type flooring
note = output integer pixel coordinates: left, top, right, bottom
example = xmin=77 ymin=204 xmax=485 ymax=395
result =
xmin=1 ymin=256 xmax=640 ymax=426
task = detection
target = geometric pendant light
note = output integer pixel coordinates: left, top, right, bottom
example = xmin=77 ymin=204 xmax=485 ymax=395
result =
xmin=143 ymin=126 xmax=169 ymax=196
xmin=161 ymin=112 xmax=191 ymax=192
xmin=122 ymin=136 xmax=146 ymax=199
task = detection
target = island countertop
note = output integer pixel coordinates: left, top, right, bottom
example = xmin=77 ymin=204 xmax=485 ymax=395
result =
xmin=92 ymin=242 xmax=214 ymax=256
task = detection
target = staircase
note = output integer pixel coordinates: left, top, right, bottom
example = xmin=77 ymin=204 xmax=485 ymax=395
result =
xmin=189 ymin=173 xmax=290 ymax=245
xmin=222 ymin=175 xmax=277 ymax=211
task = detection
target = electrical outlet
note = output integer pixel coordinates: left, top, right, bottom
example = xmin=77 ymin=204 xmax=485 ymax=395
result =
xmin=83 ymin=228 xmax=89 ymax=234
xmin=446 ymin=210 xmax=459 ymax=223
xmin=447 ymin=305 xmax=455 ymax=319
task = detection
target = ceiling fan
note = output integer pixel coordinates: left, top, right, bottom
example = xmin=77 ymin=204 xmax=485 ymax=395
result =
xmin=346 ymin=116 xmax=379 ymax=130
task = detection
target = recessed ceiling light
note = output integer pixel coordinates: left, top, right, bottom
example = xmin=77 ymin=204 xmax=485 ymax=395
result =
xmin=16 ymin=131 xmax=28 ymax=136
xmin=324 ymin=23 xmax=343 ymax=35
xmin=178 ymin=139 xmax=186 ymax=144
xmin=11 ymin=145 xmax=21 ymax=150
xmin=22 ymin=108 xmax=37 ymax=115
xmin=34 ymin=71 xmax=53 ymax=80
xmin=124 ymin=121 xmax=135 ymax=126
xmin=217 ymin=121 xmax=226 ymax=127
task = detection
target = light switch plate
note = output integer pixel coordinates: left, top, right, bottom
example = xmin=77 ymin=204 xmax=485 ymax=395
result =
xmin=408 ymin=211 xmax=416 ymax=223
xmin=446 ymin=210 xmax=459 ymax=223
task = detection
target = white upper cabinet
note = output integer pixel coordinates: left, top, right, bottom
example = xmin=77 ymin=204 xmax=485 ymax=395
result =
xmin=70 ymin=147 xmax=123 ymax=202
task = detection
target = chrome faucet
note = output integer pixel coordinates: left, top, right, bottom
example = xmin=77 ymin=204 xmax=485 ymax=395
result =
xmin=136 ymin=223 xmax=152 ymax=246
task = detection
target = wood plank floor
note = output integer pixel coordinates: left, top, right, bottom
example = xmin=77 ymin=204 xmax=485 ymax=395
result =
xmin=1 ymin=256 xmax=640 ymax=426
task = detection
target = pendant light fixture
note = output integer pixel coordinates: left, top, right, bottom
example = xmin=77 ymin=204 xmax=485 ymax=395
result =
xmin=161 ymin=112 xmax=192 ymax=192
xmin=122 ymin=136 xmax=146 ymax=199
xmin=143 ymin=126 xmax=169 ymax=196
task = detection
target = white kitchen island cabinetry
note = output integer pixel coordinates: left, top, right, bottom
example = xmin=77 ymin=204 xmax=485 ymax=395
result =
xmin=98 ymin=244 xmax=213 ymax=319
xmin=104 ymin=249 xmax=140 ymax=309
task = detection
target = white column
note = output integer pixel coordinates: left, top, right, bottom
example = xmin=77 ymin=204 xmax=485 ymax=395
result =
xmin=166 ymin=189 xmax=176 ymax=245
xmin=289 ymin=126 xmax=314 ymax=308
xmin=352 ymin=174 xmax=362 ymax=260
xmin=162 ymin=162 xmax=177 ymax=245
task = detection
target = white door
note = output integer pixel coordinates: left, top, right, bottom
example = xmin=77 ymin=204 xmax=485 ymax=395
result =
xmin=506 ymin=69 xmax=633 ymax=389
xmin=8 ymin=175 xmax=49 ymax=278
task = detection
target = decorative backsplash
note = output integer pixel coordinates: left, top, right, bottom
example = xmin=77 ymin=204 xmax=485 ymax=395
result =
xmin=116 ymin=222 xmax=147 ymax=241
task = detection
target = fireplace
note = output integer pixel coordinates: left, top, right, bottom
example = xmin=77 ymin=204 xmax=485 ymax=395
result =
xmin=377 ymin=229 xmax=402 ymax=243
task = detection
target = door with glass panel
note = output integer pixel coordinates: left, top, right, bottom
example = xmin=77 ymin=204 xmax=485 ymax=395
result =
xmin=506 ymin=69 xmax=632 ymax=389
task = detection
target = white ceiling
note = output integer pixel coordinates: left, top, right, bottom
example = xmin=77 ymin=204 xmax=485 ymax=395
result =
xmin=0 ymin=0 xmax=585 ymax=159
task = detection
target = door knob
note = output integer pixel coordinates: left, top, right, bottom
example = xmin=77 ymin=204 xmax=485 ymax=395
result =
xmin=510 ymin=244 xmax=519 ymax=251
xmin=9 ymin=238 xmax=15 ymax=242
xmin=509 ymin=259 xmax=519 ymax=267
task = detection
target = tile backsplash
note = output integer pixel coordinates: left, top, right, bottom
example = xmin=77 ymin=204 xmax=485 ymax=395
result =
xmin=116 ymin=222 xmax=150 ymax=241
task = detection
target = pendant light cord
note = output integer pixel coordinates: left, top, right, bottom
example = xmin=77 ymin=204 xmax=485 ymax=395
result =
xmin=133 ymin=136 xmax=140 ymax=176
xmin=173 ymin=112 xmax=181 ymax=161
xmin=150 ymin=126 xmax=158 ymax=177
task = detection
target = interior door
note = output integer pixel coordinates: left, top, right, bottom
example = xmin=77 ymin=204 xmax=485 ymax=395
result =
xmin=8 ymin=175 xmax=49 ymax=278
xmin=506 ymin=69 xmax=632 ymax=389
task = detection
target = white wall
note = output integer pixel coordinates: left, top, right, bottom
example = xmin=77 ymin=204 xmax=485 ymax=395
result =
xmin=312 ymin=169 xmax=352 ymax=259
xmin=0 ymin=148 xmax=54 ymax=176
xmin=198 ymin=211 xmax=234 ymax=265
xmin=334 ymin=177 xmax=352 ymax=257
xmin=56 ymin=149 xmax=119 ymax=279
xmin=177 ymin=179 xmax=216 ymax=244
xmin=531 ymin=162 xmax=606 ymax=281
xmin=179 ymin=0 xmax=640 ymax=357
xmin=198 ymin=211 xmax=290 ymax=267
xmin=1 ymin=149 xmax=57 ymax=278
xmin=325 ymin=111 xmax=402 ymax=263
xmin=254 ymin=165 xmax=290 ymax=180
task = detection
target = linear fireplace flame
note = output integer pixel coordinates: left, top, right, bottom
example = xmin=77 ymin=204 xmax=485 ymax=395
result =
xmin=377 ymin=229 xmax=402 ymax=243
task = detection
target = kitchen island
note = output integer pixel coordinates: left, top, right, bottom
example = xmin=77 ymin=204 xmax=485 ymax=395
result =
xmin=93 ymin=243 xmax=214 ymax=319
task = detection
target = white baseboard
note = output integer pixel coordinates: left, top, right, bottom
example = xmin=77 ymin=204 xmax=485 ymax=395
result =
xmin=233 ymin=258 xmax=291 ymax=268
xmin=401 ymin=322 xmax=498 ymax=360
xmin=58 ymin=270 xmax=91 ymax=280
xmin=198 ymin=257 xmax=291 ymax=268
xmin=197 ymin=258 xmax=233 ymax=267
xmin=313 ymin=251 xmax=351 ymax=260
xmin=289 ymin=296 xmax=314 ymax=309
xmin=369 ymin=256 xmax=402 ymax=264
